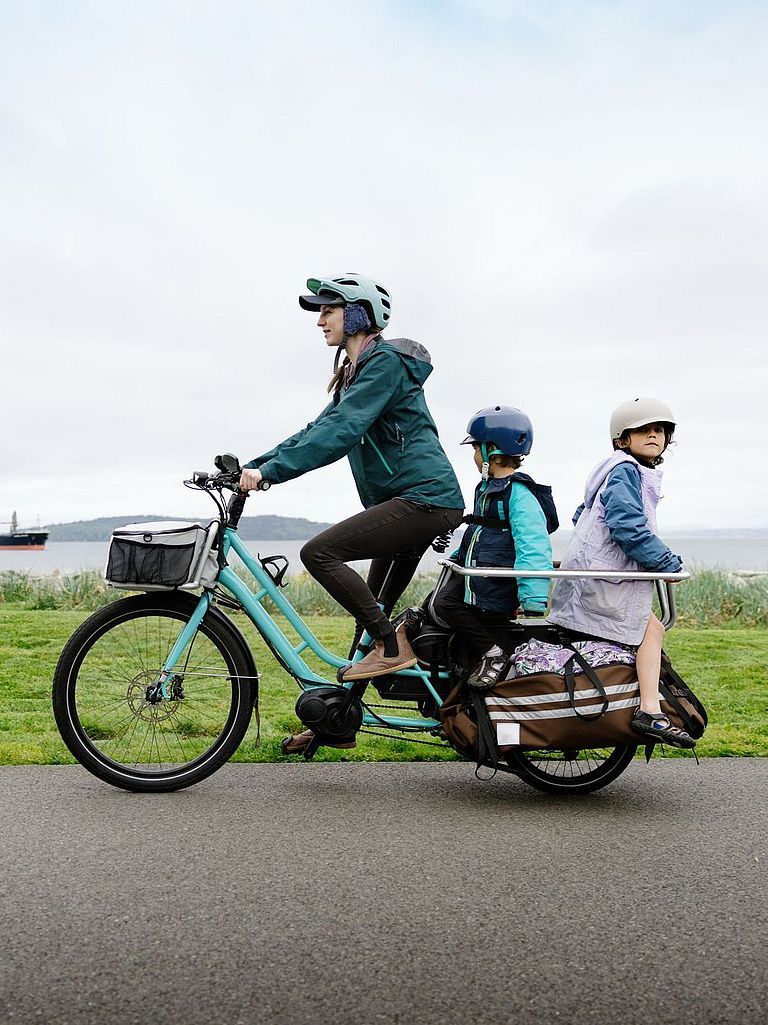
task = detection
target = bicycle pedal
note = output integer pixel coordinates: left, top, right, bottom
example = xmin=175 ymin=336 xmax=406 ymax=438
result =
xmin=303 ymin=735 xmax=322 ymax=760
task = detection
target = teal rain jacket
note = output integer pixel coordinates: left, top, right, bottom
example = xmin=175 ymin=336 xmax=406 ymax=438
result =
xmin=245 ymin=338 xmax=463 ymax=511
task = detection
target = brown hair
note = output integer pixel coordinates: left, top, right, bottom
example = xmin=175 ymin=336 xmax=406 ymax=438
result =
xmin=490 ymin=453 xmax=523 ymax=470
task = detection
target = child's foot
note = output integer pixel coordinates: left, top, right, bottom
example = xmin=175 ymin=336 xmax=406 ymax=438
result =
xmin=467 ymin=647 xmax=509 ymax=691
xmin=631 ymin=710 xmax=696 ymax=748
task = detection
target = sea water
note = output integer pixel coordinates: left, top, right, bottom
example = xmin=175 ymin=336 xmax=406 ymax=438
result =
xmin=2 ymin=534 xmax=767 ymax=577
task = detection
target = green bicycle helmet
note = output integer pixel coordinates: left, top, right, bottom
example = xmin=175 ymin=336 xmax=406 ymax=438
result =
xmin=298 ymin=273 xmax=392 ymax=331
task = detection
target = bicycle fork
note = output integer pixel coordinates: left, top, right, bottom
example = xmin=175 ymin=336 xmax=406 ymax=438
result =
xmin=145 ymin=592 xmax=213 ymax=704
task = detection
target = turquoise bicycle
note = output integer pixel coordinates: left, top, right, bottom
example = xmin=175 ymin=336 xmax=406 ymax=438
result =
xmin=52 ymin=455 xmax=686 ymax=795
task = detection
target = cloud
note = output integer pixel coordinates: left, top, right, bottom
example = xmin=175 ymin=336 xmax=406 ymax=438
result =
xmin=1 ymin=0 xmax=767 ymax=529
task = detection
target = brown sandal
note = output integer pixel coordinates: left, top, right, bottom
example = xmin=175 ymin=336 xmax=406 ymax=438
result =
xmin=280 ymin=729 xmax=357 ymax=756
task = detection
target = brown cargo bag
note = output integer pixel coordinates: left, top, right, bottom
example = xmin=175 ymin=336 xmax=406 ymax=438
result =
xmin=440 ymin=648 xmax=706 ymax=765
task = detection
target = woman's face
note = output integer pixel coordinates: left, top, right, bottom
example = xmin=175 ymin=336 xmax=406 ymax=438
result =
xmin=317 ymin=305 xmax=346 ymax=347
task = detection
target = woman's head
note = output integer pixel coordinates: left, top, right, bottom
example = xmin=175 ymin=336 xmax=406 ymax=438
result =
xmin=610 ymin=397 xmax=676 ymax=466
xmin=299 ymin=273 xmax=392 ymax=340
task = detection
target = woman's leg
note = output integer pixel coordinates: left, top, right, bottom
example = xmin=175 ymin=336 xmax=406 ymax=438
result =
xmin=347 ymin=549 xmax=428 ymax=659
xmin=301 ymin=499 xmax=463 ymax=645
xmin=636 ymin=613 xmax=665 ymax=714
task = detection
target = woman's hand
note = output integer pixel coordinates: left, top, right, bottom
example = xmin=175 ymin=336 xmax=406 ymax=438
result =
xmin=239 ymin=467 xmax=264 ymax=492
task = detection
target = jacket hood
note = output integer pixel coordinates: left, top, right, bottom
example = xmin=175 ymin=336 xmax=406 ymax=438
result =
xmin=358 ymin=337 xmax=433 ymax=386
xmin=583 ymin=451 xmax=637 ymax=508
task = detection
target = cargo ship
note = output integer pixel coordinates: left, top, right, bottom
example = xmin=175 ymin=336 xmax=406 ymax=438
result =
xmin=0 ymin=511 xmax=48 ymax=550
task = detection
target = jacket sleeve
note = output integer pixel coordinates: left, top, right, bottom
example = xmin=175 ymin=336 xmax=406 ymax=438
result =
xmin=244 ymin=402 xmax=334 ymax=469
xmin=255 ymin=352 xmax=403 ymax=484
xmin=509 ymin=484 xmax=552 ymax=611
xmin=600 ymin=464 xmax=683 ymax=572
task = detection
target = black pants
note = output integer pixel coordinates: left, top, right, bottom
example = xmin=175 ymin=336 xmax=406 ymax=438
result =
xmin=300 ymin=499 xmax=464 ymax=643
xmin=431 ymin=569 xmax=512 ymax=659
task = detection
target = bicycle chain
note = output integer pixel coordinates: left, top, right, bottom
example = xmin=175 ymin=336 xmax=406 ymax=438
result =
xmin=358 ymin=728 xmax=446 ymax=748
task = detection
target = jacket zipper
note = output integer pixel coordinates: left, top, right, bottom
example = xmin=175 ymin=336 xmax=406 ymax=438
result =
xmin=362 ymin=432 xmax=394 ymax=475
xmin=463 ymin=488 xmax=491 ymax=604
xmin=394 ymin=423 xmax=405 ymax=451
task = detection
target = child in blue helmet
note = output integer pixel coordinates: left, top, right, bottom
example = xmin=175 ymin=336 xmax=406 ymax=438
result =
xmin=432 ymin=405 xmax=557 ymax=689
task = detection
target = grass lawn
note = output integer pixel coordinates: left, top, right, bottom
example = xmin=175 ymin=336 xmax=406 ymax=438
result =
xmin=1 ymin=608 xmax=766 ymax=765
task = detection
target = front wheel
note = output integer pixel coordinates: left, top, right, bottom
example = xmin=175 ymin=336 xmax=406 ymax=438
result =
xmin=506 ymin=744 xmax=637 ymax=794
xmin=53 ymin=592 xmax=257 ymax=792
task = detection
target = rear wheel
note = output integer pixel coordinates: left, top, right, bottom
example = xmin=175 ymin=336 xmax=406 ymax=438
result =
xmin=53 ymin=592 xmax=256 ymax=792
xmin=506 ymin=744 xmax=637 ymax=794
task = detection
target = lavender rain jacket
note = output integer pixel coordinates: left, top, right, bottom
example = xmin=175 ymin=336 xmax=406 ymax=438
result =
xmin=547 ymin=452 xmax=682 ymax=645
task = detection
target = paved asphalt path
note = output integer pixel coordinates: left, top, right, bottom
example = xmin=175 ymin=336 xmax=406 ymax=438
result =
xmin=2 ymin=760 xmax=767 ymax=1025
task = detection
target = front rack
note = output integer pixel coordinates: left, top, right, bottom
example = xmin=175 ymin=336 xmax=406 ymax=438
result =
xmin=438 ymin=562 xmax=690 ymax=630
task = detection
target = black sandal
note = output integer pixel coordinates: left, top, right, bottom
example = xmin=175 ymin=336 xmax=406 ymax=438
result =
xmin=631 ymin=711 xmax=696 ymax=749
xmin=467 ymin=652 xmax=510 ymax=692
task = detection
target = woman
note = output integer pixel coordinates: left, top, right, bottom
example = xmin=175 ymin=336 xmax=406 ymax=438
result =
xmin=240 ymin=273 xmax=464 ymax=750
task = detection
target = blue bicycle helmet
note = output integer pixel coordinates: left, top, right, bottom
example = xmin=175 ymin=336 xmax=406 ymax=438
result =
xmin=462 ymin=405 xmax=534 ymax=456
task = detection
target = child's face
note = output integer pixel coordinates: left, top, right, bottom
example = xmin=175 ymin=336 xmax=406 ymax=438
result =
xmin=623 ymin=422 xmax=668 ymax=462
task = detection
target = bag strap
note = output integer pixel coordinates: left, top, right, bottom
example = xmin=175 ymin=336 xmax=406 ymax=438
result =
xmin=659 ymin=650 xmax=708 ymax=733
xmin=468 ymin=688 xmax=501 ymax=774
xmin=559 ymin=641 xmax=610 ymax=720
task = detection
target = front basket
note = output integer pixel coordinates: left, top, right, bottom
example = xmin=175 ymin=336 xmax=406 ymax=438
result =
xmin=104 ymin=520 xmax=219 ymax=591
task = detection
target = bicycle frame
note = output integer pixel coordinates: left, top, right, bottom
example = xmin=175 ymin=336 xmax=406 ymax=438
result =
xmin=157 ymin=526 xmax=449 ymax=734
xmin=154 ymin=516 xmax=690 ymax=738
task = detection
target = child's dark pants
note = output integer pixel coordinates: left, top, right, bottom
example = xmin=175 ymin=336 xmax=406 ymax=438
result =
xmin=431 ymin=569 xmax=514 ymax=659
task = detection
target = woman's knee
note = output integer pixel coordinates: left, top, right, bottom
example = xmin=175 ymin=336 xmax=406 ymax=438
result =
xmin=300 ymin=537 xmax=325 ymax=573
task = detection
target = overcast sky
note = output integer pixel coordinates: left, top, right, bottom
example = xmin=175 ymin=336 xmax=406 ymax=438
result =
xmin=2 ymin=0 xmax=767 ymax=531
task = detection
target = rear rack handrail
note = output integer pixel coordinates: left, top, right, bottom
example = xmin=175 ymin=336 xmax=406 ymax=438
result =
xmin=437 ymin=561 xmax=690 ymax=630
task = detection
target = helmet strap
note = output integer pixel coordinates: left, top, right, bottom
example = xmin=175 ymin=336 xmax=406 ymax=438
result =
xmin=480 ymin=442 xmax=491 ymax=482
xmin=327 ymin=345 xmax=349 ymax=394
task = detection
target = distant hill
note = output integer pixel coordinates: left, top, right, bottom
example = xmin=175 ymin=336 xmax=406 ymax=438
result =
xmin=46 ymin=515 xmax=333 ymax=542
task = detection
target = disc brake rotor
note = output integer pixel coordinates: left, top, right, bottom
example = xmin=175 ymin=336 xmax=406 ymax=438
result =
xmin=127 ymin=671 xmax=180 ymax=721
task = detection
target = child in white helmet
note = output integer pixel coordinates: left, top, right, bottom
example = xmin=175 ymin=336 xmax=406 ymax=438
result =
xmin=548 ymin=397 xmax=695 ymax=748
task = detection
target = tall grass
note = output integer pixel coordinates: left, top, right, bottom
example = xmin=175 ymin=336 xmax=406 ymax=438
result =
xmin=674 ymin=570 xmax=768 ymax=628
xmin=1 ymin=566 xmax=766 ymax=626
xmin=0 ymin=570 xmax=116 ymax=611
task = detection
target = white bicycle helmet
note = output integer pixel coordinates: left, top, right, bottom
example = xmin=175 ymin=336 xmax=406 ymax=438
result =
xmin=610 ymin=397 xmax=676 ymax=441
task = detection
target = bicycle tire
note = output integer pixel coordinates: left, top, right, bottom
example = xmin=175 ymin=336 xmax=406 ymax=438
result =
xmin=53 ymin=592 xmax=257 ymax=793
xmin=506 ymin=743 xmax=637 ymax=794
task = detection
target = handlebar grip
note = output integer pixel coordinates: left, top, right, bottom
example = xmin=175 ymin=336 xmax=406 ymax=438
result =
xmin=257 ymin=480 xmax=271 ymax=491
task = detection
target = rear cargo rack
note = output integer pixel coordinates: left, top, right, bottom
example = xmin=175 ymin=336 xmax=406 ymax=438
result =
xmin=437 ymin=562 xmax=690 ymax=631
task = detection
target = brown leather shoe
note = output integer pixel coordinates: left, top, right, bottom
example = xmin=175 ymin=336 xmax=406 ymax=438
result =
xmin=280 ymin=729 xmax=357 ymax=755
xmin=338 ymin=626 xmax=418 ymax=681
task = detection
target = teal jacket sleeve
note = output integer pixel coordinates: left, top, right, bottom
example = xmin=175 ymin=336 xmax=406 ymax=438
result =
xmin=255 ymin=352 xmax=403 ymax=484
xmin=244 ymin=402 xmax=334 ymax=470
xmin=509 ymin=483 xmax=552 ymax=611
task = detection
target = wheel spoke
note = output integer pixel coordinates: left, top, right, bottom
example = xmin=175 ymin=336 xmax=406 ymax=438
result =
xmin=64 ymin=605 xmax=243 ymax=777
